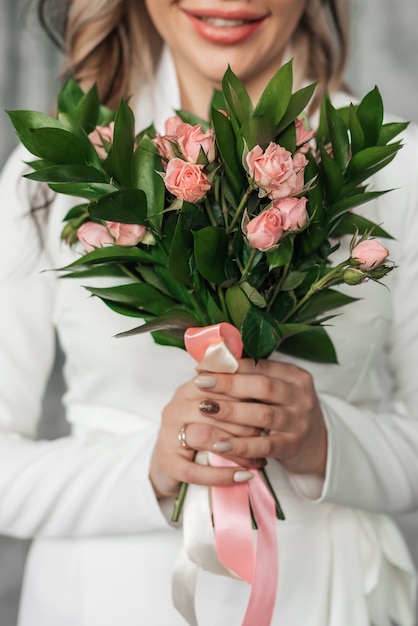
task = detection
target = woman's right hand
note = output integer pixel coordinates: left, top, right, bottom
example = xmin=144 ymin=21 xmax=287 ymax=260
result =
xmin=149 ymin=376 xmax=262 ymax=500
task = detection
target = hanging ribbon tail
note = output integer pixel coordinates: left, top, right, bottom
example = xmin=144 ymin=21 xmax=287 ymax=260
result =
xmin=173 ymin=323 xmax=279 ymax=625
xmin=211 ymin=452 xmax=279 ymax=626
xmin=243 ymin=471 xmax=279 ymax=626
xmin=210 ymin=453 xmax=255 ymax=583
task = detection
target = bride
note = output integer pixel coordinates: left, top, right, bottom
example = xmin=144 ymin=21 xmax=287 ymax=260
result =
xmin=0 ymin=1 xmax=417 ymax=624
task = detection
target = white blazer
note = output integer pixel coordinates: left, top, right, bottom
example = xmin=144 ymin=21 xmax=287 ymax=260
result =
xmin=0 ymin=47 xmax=417 ymax=626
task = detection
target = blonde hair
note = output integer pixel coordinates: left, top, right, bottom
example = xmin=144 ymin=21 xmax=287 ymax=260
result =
xmin=38 ymin=0 xmax=350 ymax=110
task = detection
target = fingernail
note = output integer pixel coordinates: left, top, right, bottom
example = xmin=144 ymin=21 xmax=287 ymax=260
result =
xmin=233 ymin=470 xmax=254 ymax=483
xmin=195 ymin=375 xmax=217 ymax=389
xmin=213 ymin=441 xmax=233 ymax=453
xmin=199 ymin=400 xmax=220 ymax=414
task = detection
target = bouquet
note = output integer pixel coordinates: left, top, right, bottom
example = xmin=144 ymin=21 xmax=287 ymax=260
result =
xmin=8 ymin=60 xmax=406 ymax=626
xmin=7 ymin=61 xmax=403 ymax=365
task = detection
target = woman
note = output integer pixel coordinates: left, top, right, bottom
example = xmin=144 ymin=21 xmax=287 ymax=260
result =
xmin=1 ymin=0 xmax=417 ymax=624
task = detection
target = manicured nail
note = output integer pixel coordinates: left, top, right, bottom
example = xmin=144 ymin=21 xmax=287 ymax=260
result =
xmin=199 ymin=400 xmax=220 ymax=414
xmin=213 ymin=441 xmax=233 ymax=453
xmin=233 ymin=470 xmax=254 ymax=483
xmin=195 ymin=375 xmax=217 ymax=389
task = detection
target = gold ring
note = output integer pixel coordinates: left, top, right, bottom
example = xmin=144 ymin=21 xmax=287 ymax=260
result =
xmin=178 ymin=423 xmax=193 ymax=450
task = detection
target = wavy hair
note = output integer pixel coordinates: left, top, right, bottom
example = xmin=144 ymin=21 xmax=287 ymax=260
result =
xmin=36 ymin=0 xmax=349 ymax=110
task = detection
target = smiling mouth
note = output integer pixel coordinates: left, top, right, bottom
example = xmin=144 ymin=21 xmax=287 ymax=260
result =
xmin=197 ymin=16 xmax=258 ymax=27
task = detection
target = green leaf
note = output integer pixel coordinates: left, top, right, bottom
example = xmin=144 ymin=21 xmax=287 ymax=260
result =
xmin=30 ymin=127 xmax=96 ymax=163
xmin=151 ymin=329 xmax=186 ymax=349
xmin=60 ymin=245 xmax=156 ymax=270
xmin=57 ymin=76 xmax=85 ymax=113
xmin=345 ymin=144 xmax=401 ymax=178
xmin=357 ymin=86 xmax=383 ymax=147
xmin=132 ymin=135 xmax=165 ymax=232
xmin=276 ymin=82 xmax=317 ymax=134
xmin=193 ymin=226 xmax=228 ymax=285
xmin=377 ymin=121 xmax=409 ymax=146
xmin=348 ymin=104 xmax=365 ymax=155
xmin=168 ymin=215 xmax=193 ymax=287
xmin=332 ymin=213 xmax=393 ymax=239
xmin=253 ymin=59 xmax=293 ymax=125
xmin=319 ymin=146 xmax=344 ymax=202
xmin=61 ymin=265 xmax=128 ymax=280
xmin=328 ymin=189 xmax=391 ymax=220
xmin=225 ymin=285 xmax=251 ymax=328
xmin=207 ymin=296 xmax=229 ymax=324
xmin=25 ymin=164 xmax=110 ymax=184
xmin=85 ymin=283 xmax=177 ymax=315
xmin=266 ymin=237 xmax=294 ymax=269
xmin=98 ymin=299 xmax=146 ymax=318
xmin=114 ymin=310 xmax=201 ymax=338
xmin=88 ymin=189 xmax=148 ymax=224
xmin=7 ymin=109 xmax=67 ymax=157
xmin=279 ymin=325 xmax=338 ymax=363
xmin=276 ymin=121 xmax=296 ymax=153
xmin=48 ymin=182 xmax=118 ymax=199
xmin=325 ymin=97 xmax=349 ymax=171
xmin=63 ymin=203 xmax=89 ymax=221
xmin=242 ymin=307 xmax=281 ymax=361
xmin=155 ymin=266 xmax=200 ymax=309
xmin=281 ymin=271 xmax=306 ymax=291
xmin=240 ymin=115 xmax=277 ymax=150
xmin=62 ymin=83 xmax=101 ymax=135
xmin=222 ymin=66 xmax=254 ymax=126
xmin=211 ymin=107 xmax=245 ymax=200
xmin=112 ymin=99 xmax=135 ymax=187
xmin=295 ymin=289 xmax=358 ymax=322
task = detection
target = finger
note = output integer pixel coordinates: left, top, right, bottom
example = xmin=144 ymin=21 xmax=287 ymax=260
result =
xmin=211 ymin=431 xmax=301 ymax=463
xmin=202 ymin=398 xmax=294 ymax=433
xmin=195 ymin=370 xmax=297 ymax=406
xmin=174 ymin=456 xmax=256 ymax=487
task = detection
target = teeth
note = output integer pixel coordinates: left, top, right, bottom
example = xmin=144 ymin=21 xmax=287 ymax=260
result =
xmin=201 ymin=17 xmax=247 ymax=27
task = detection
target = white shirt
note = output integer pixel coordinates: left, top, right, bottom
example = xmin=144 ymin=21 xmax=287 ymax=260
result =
xmin=0 ymin=47 xmax=417 ymax=626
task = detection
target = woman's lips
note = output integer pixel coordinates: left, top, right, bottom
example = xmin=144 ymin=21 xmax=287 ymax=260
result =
xmin=182 ymin=9 xmax=267 ymax=45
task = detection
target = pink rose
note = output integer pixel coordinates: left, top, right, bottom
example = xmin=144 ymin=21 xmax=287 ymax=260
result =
xmin=351 ymin=240 xmax=390 ymax=270
xmin=292 ymin=151 xmax=308 ymax=193
xmin=106 ymin=222 xmax=146 ymax=246
xmin=77 ymin=222 xmax=114 ymax=252
xmin=163 ymin=158 xmax=211 ymax=203
xmin=294 ymin=118 xmax=315 ymax=154
xmin=154 ymin=116 xmax=215 ymax=165
xmin=246 ymin=208 xmax=285 ymax=251
xmin=153 ymin=115 xmax=183 ymax=161
xmin=164 ymin=115 xmax=183 ymax=135
xmin=88 ymin=122 xmax=115 ymax=159
xmin=176 ymin=123 xmax=215 ymax=163
xmin=246 ymin=142 xmax=307 ymax=199
xmin=273 ymin=196 xmax=308 ymax=231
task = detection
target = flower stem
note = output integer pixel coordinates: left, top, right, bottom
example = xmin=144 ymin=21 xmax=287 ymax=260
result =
xmin=260 ymin=467 xmax=286 ymax=521
xmin=227 ymin=189 xmax=250 ymax=233
xmin=171 ymin=481 xmax=189 ymax=523
xmin=205 ymin=197 xmax=218 ymax=227
xmin=281 ymin=259 xmax=349 ymax=323
xmin=240 ymin=248 xmax=257 ymax=282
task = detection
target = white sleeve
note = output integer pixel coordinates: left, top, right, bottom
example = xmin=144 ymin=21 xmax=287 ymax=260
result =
xmin=0 ymin=146 xmax=170 ymax=539
xmin=290 ymin=122 xmax=418 ymax=514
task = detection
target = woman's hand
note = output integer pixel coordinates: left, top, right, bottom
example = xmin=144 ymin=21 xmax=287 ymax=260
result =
xmin=149 ymin=358 xmax=327 ymax=499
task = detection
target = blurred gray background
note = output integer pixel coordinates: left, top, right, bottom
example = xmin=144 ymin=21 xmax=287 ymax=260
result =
xmin=0 ymin=1 xmax=417 ymax=624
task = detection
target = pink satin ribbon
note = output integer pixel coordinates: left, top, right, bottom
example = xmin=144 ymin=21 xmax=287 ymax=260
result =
xmin=184 ymin=323 xmax=279 ymax=626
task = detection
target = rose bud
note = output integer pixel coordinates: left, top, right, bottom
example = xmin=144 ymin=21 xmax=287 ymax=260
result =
xmin=77 ymin=222 xmax=114 ymax=252
xmin=351 ymin=240 xmax=389 ymax=270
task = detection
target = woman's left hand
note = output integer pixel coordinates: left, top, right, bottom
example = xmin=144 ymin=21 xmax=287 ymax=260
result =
xmin=195 ymin=358 xmax=327 ymax=477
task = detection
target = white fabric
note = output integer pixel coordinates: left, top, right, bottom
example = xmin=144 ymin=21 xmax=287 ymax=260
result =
xmin=0 ymin=46 xmax=417 ymax=625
